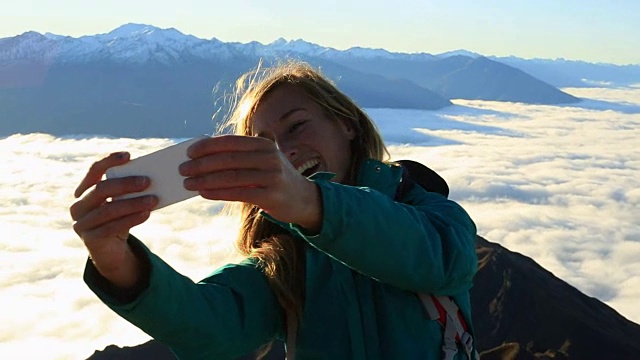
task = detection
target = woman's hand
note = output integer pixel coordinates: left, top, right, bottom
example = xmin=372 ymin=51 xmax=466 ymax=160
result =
xmin=70 ymin=152 xmax=158 ymax=288
xmin=179 ymin=135 xmax=322 ymax=233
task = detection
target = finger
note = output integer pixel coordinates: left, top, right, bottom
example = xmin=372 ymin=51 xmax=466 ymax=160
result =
xmin=180 ymin=149 xmax=279 ymax=176
xmin=70 ymin=176 xmax=150 ymax=221
xmin=199 ymin=187 xmax=267 ymax=205
xmin=73 ymin=195 xmax=158 ymax=235
xmin=74 ymin=152 xmax=130 ymax=198
xmin=187 ymin=135 xmax=275 ymax=159
xmin=183 ymin=169 xmax=276 ymax=191
xmin=81 ymin=210 xmax=152 ymax=244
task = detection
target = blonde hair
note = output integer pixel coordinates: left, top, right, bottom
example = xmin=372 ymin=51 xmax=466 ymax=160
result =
xmin=221 ymin=60 xmax=388 ymax=356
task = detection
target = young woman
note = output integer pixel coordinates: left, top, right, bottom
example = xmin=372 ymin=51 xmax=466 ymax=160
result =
xmin=71 ymin=61 xmax=478 ymax=360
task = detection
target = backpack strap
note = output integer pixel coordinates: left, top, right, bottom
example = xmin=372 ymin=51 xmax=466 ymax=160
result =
xmin=400 ymin=160 xmax=476 ymax=360
xmin=417 ymin=294 xmax=476 ymax=360
xmin=395 ymin=160 xmax=449 ymax=199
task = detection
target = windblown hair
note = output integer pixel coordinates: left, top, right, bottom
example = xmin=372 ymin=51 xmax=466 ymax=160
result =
xmin=221 ymin=60 xmax=388 ymax=355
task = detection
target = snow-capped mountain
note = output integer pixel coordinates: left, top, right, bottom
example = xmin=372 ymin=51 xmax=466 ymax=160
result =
xmin=0 ymin=23 xmax=438 ymax=64
xmin=1 ymin=24 xmax=458 ymax=138
xmin=435 ymin=49 xmax=481 ymax=58
xmin=3 ymin=23 xmax=637 ymax=88
xmin=3 ymin=22 xmax=637 ymax=85
xmin=1 ymin=24 xmax=236 ymax=64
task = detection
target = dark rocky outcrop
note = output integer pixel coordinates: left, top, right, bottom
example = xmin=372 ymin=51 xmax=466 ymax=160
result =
xmin=472 ymin=236 xmax=640 ymax=359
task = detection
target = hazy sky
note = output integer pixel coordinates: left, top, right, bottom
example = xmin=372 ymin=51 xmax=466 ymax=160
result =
xmin=1 ymin=0 xmax=638 ymax=64
xmin=2 ymin=85 xmax=639 ymax=358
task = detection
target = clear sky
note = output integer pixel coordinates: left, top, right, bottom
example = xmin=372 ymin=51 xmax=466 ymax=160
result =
xmin=1 ymin=0 xmax=638 ymax=65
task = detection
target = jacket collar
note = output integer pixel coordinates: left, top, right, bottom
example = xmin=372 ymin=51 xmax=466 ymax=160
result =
xmin=356 ymin=159 xmax=404 ymax=198
xmin=308 ymin=159 xmax=404 ymax=198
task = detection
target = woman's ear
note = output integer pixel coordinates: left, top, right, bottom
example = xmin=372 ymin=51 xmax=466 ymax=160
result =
xmin=338 ymin=118 xmax=357 ymax=140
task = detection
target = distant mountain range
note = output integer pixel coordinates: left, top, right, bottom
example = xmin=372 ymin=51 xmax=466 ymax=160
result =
xmin=87 ymin=235 xmax=640 ymax=360
xmin=0 ymin=23 xmax=638 ymax=138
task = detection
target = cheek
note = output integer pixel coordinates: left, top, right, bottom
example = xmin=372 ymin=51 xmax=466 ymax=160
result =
xmin=333 ymin=138 xmax=355 ymax=174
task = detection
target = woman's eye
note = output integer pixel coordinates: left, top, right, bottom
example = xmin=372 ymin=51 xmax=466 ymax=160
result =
xmin=289 ymin=120 xmax=306 ymax=133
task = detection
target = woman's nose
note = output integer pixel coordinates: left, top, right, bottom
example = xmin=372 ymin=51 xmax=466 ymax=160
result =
xmin=275 ymin=140 xmax=298 ymax=162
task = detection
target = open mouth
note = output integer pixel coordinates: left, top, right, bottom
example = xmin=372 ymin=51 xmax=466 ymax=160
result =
xmin=297 ymin=159 xmax=320 ymax=177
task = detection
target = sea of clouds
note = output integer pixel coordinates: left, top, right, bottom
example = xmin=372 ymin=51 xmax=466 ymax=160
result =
xmin=1 ymin=85 xmax=639 ymax=359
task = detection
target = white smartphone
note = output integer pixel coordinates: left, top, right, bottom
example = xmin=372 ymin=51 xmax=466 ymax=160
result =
xmin=105 ymin=136 xmax=209 ymax=210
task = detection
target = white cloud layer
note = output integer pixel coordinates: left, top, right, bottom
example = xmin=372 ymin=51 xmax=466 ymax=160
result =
xmin=1 ymin=86 xmax=639 ymax=358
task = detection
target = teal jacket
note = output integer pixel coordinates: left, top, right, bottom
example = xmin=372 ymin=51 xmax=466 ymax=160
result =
xmin=85 ymin=159 xmax=478 ymax=360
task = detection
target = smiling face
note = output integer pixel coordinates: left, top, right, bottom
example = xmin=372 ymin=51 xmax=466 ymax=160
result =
xmin=250 ymin=84 xmax=356 ymax=183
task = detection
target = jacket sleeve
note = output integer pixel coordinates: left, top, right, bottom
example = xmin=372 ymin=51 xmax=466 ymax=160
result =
xmin=284 ymin=178 xmax=477 ymax=295
xmin=83 ymin=236 xmax=284 ymax=360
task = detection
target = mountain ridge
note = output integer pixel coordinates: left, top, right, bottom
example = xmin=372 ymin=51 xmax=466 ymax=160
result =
xmin=4 ymin=23 xmax=639 ymax=68
xmin=0 ymin=23 xmax=594 ymax=138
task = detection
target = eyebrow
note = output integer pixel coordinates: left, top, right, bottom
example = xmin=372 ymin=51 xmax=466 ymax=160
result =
xmin=279 ymin=107 xmax=307 ymax=122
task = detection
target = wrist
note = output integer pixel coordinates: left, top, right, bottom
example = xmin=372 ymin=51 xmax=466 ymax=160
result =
xmin=295 ymin=181 xmax=323 ymax=234
xmin=92 ymin=243 xmax=142 ymax=290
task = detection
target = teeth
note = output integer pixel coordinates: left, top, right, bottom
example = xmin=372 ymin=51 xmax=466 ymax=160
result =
xmin=297 ymin=159 xmax=319 ymax=174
